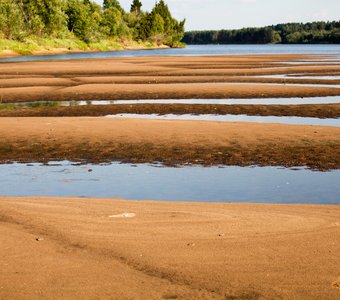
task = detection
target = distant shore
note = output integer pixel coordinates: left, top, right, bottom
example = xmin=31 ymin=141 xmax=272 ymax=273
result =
xmin=183 ymin=21 xmax=340 ymax=44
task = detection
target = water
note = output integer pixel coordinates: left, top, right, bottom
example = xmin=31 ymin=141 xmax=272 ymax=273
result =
xmin=0 ymin=162 xmax=339 ymax=204
xmin=1 ymin=44 xmax=340 ymax=62
xmin=254 ymin=75 xmax=340 ymax=80
xmin=5 ymin=96 xmax=340 ymax=107
xmin=170 ymin=82 xmax=340 ymax=88
xmin=282 ymin=61 xmax=340 ymax=65
xmin=116 ymin=81 xmax=340 ymax=88
xmin=106 ymin=114 xmax=340 ymax=127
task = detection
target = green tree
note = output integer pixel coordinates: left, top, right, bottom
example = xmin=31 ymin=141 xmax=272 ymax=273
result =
xmin=138 ymin=12 xmax=152 ymax=39
xmin=286 ymin=32 xmax=303 ymax=43
xmin=103 ymin=0 xmax=124 ymax=13
xmin=19 ymin=0 xmax=67 ymax=36
xmin=148 ymin=0 xmax=185 ymax=46
xmin=66 ymin=0 xmax=102 ymax=42
xmin=130 ymin=0 xmax=142 ymax=14
xmin=101 ymin=7 xmax=123 ymax=37
xmin=0 ymin=0 xmax=185 ymax=47
xmin=0 ymin=0 xmax=25 ymax=39
xmin=152 ymin=0 xmax=171 ymax=33
xmin=272 ymin=31 xmax=282 ymax=43
xmin=150 ymin=13 xmax=164 ymax=35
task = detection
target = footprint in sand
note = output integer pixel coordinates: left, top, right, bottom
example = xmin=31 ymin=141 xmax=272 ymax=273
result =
xmin=109 ymin=213 xmax=136 ymax=218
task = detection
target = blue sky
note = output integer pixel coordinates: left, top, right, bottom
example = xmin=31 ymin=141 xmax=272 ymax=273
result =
xmin=95 ymin=0 xmax=340 ymax=30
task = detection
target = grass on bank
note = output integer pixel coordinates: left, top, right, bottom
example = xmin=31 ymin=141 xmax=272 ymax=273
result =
xmin=0 ymin=103 xmax=16 ymax=110
xmin=0 ymin=37 xmax=170 ymax=56
xmin=0 ymin=101 xmax=64 ymax=110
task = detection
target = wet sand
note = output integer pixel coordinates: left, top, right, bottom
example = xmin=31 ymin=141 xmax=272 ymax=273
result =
xmin=1 ymin=83 xmax=340 ymax=103
xmin=0 ymin=117 xmax=339 ymax=169
xmin=0 ymin=103 xmax=339 ymax=118
xmin=1 ymin=55 xmax=340 ymax=102
xmin=0 ymin=196 xmax=339 ymax=299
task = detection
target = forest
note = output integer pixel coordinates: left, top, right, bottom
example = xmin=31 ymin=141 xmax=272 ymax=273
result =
xmin=183 ymin=21 xmax=340 ymax=44
xmin=0 ymin=0 xmax=185 ymax=53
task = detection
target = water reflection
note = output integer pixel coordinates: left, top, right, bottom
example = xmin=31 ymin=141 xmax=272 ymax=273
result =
xmin=3 ymin=96 xmax=340 ymax=108
xmin=1 ymin=44 xmax=340 ymax=62
xmin=0 ymin=162 xmax=339 ymax=204
xmin=254 ymin=74 xmax=340 ymax=80
xmin=156 ymin=82 xmax=340 ymax=88
xmin=105 ymin=113 xmax=340 ymax=127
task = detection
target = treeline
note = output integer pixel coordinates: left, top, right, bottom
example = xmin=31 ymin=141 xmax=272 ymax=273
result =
xmin=183 ymin=21 xmax=340 ymax=44
xmin=0 ymin=0 xmax=185 ymax=47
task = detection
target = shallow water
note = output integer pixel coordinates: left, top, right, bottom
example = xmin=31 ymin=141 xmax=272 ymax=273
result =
xmin=139 ymin=81 xmax=340 ymax=88
xmin=1 ymin=44 xmax=340 ymax=62
xmin=106 ymin=114 xmax=340 ymax=127
xmin=175 ymin=82 xmax=340 ymax=88
xmin=0 ymin=162 xmax=339 ymax=204
xmin=5 ymin=96 xmax=340 ymax=108
xmin=282 ymin=61 xmax=340 ymax=65
xmin=254 ymin=75 xmax=340 ymax=80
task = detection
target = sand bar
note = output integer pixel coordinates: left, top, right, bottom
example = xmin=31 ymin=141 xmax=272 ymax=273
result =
xmin=1 ymin=55 xmax=340 ymax=102
xmin=0 ymin=117 xmax=339 ymax=169
xmin=0 ymin=196 xmax=339 ymax=299
xmin=0 ymin=103 xmax=339 ymax=118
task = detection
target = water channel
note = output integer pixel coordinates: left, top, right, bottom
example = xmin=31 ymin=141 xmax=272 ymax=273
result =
xmin=0 ymin=162 xmax=339 ymax=204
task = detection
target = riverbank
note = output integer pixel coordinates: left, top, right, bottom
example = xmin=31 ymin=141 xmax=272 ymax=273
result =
xmin=0 ymin=38 xmax=170 ymax=58
xmin=0 ymin=196 xmax=339 ymax=299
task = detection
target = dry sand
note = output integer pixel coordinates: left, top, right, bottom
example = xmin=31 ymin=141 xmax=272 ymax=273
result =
xmin=0 ymin=196 xmax=339 ymax=299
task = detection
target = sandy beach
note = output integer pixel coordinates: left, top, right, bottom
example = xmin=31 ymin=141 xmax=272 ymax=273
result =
xmin=0 ymin=196 xmax=339 ymax=299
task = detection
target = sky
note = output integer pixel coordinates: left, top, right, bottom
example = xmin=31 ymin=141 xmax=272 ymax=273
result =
xmin=95 ymin=0 xmax=340 ymax=31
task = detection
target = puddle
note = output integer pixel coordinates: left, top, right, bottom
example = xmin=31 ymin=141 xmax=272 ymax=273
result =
xmin=3 ymin=96 xmax=340 ymax=108
xmin=100 ymin=97 xmax=340 ymax=105
xmin=281 ymin=60 xmax=340 ymax=65
xmin=0 ymin=162 xmax=339 ymax=204
xmin=167 ymin=82 xmax=340 ymax=88
xmin=105 ymin=114 xmax=340 ymax=127
xmin=254 ymin=75 xmax=340 ymax=80
xmin=277 ymin=83 xmax=340 ymax=88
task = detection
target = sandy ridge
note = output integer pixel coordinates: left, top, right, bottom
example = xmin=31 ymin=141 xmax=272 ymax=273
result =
xmin=1 ymin=103 xmax=340 ymax=118
xmin=1 ymin=55 xmax=340 ymax=102
xmin=0 ymin=117 xmax=339 ymax=169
